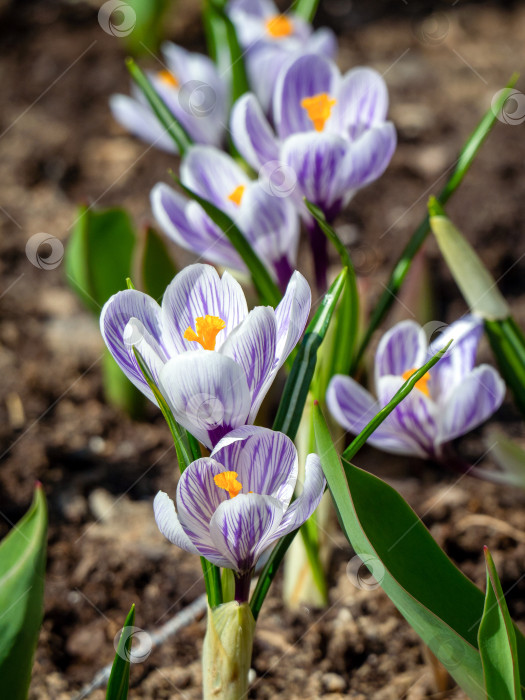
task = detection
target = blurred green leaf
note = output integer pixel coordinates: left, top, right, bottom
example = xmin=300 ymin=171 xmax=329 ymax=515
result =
xmin=0 ymin=485 xmax=47 ymax=700
xmin=141 ymin=227 xmax=178 ymax=301
xmin=479 ymin=548 xmax=521 ymax=700
xmin=176 ymin=178 xmax=282 ymax=307
xmin=126 ymin=58 xmax=193 ymax=156
xmin=273 ymin=268 xmax=347 ymax=439
xmin=203 ymin=0 xmax=249 ymax=105
xmin=485 ymin=317 xmax=525 ymax=419
xmin=106 ymin=604 xmax=135 ymax=700
xmin=291 ymin=0 xmax=320 ymax=22
xmin=352 ymin=72 xmax=520 ymax=373
xmin=313 ymin=403 xmax=525 ymax=699
xmin=120 ymin=0 xmax=169 ymax=55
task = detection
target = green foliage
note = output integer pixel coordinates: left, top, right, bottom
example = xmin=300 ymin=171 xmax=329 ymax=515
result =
xmin=106 ymin=605 xmax=136 ymax=700
xmin=121 ymin=0 xmax=169 ymax=56
xmin=0 ymin=486 xmax=47 ymax=700
xmin=141 ymin=227 xmax=178 ymax=301
xmin=485 ymin=317 xmax=525 ymax=419
xmin=291 ymin=0 xmax=320 ymax=23
xmin=479 ymin=548 xmax=522 ymax=700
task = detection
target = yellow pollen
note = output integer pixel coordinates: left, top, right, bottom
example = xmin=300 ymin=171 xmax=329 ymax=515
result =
xmin=402 ymin=368 xmax=431 ymax=397
xmin=214 ymin=471 xmax=243 ymax=499
xmin=158 ymin=69 xmax=179 ymax=88
xmin=184 ymin=315 xmax=226 ymax=351
xmin=301 ymin=93 xmax=337 ymax=132
xmin=266 ymin=14 xmax=293 ymax=38
xmin=228 ymin=185 xmax=246 ymax=206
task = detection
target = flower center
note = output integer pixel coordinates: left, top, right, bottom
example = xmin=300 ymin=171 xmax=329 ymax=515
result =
xmin=266 ymin=14 xmax=293 ymax=38
xmin=157 ymin=69 xmax=179 ymax=88
xmin=227 ymin=184 xmax=246 ymax=207
xmin=402 ymin=369 xmax=431 ymax=397
xmin=301 ymin=93 xmax=337 ymax=132
xmin=214 ymin=471 xmax=243 ymax=499
xmin=184 ymin=315 xmax=226 ymax=350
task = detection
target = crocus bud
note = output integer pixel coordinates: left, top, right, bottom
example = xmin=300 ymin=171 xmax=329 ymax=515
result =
xmin=202 ymin=601 xmax=255 ymax=700
xmin=428 ymin=197 xmax=509 ymax=321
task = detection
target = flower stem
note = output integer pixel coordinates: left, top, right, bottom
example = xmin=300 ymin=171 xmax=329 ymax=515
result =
xmin=234 ymin=571 xmax=252 ymax=603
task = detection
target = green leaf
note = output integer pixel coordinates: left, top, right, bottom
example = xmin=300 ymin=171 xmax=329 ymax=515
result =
xmin=479 ymin=548 xmax=521 ymax=700
xmin=203 ymin=0 xmax=249 ymax=105
xmin=141 ymin=227 xmax=178 ymax=301
xmin=0 ymin=485 xmax=47 ymax=700
xmin=120 ymin=0 xmax=169 ymax=56
xmin=489 ymin=431 xmax=525 ymax=488
xmin=126 ymin=58 xmax=193 ymax=156
xmin=66 ymin=205 xmax=136 ymax=314
xmin=176 ymin=178 xmax=282 ymax=307
xmin=313 ymin=404 xmax=525 ymax=699
xmin=352 ymin=72 xmax=520 ymax=372
xmin=485 ymin=317 xmax=525 ymax=419
xmin=273 ymin=268 xmax=347 ymax=439
xmin=291 ymin=0 xmax=320 ymax=22
xmin=106 ymin=604 xmax=135 ymax=700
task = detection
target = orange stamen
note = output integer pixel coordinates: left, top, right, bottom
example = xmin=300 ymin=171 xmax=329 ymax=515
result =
xmin=158 ymin=69 xmax=179 ymax=88
xmin=214 ymin=471 xmax=243 ymax=499
xmin=184 ymin=315 xmax=226 ymax=351
xmin=301 ymin=93 xmax=337 ymax=132
xmin=266 ymin=14 xmax=293 ymax=38
xmin=227 ymin=185 xmax=246 ymax=206
xmin=402 ymin=368 xmax=431 ymax=397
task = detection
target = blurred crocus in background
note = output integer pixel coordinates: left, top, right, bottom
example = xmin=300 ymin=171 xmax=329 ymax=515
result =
xmin=327 ymin=317 xmax=506 ymax=460
xmin=227 ymin=0 xmax=337 ymax=113
xmin=154 ymin=426 xmax=325 ymax=596
xmin=100 ymin=264 xmax=311 ymax=448
xmin=230 ymin=53 xmax=397 ymax=287
xmin=151 ymin=146 xmax=300 ymax=289
xmin=110 ymin=42 xmax=228 ymax=152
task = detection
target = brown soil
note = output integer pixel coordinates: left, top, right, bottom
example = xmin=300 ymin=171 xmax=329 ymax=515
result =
xmin=1 ymin=1 xmax=525 ymax=698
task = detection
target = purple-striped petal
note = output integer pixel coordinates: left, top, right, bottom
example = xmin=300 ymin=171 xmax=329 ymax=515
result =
xmin=211 ymin=426 xmax=298 ymax=506
xmin=100 ymin=290 xmax=167 ymax=402
xmin=273 ymin=54 xmax=340 ymax=139
xmin=374 ymin=320 xmax=428 ymax=388
xmin=153 ymin=491 xmax=199 ymax=554
xmin=438 ymin=365 xmax=505 ymax=444
xmin=219 ymin=306 xmax=277 ymax=413
xmin=160 ymin=264 xmax=248 ymax=355
xmin=230 ymin=92 xmax=280 ymax=171
xmin=109 ymin=94 xmax=177 ymax=153
xmin=210 ymin=494 xmax=285 ymax=571
xmin=159 ymin=351 xmax=252 ymax=449
xmin=343 ymin=123 xmax=397 ymax=192
xmin=331 ymin=67 xmax=389 ymax=138
xmin=307 ymin=27 xmax=337 ymax=59
xmin=151 ymin=183 xmax=244 ymax=270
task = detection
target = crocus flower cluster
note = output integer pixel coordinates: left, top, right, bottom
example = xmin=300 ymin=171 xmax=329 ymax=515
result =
xmin=154 ymin=426 xmax=325 ymax=596
xmin=327 ymin=317 xmax=506 ymax=460
xmin=100 ymin=263 xmax=311 ymax=449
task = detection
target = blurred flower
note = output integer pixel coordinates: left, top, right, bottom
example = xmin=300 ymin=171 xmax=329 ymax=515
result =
xmin=327 ymin=317 xmax=505 ymax=459
xmin=100 ymin=264 xmax=310 ymax=448
xmin=154 ymin=426 xmax=325 ymax=589
xmin=110 ymin=42 xmax=228 ymax=153
xmin=227 ymin=0 xmax=337 ymax=113
xmin=151 ymin=146 xmax=299 ymax=290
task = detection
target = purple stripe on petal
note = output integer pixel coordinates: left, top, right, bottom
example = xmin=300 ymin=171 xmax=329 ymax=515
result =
xmin=330 ymin=67 xmax=389 ymax=137
xmin=374 ymin=320 xmax=427 ymax=388
xmin=153 ymin=491 xmax=199 ymax=554
xmin=230 ymin=93 xmax=280 ymax=170
xmin=109 ymin=94 xmax=178 ymax=153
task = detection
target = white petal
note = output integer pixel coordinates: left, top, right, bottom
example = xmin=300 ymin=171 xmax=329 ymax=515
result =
xmin=153 ymin=491 xmax=199 ymax=554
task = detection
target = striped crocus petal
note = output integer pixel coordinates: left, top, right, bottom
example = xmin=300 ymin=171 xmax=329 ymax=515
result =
xmin=230 ymin=92 xmax=280 ymax=171
xmin=153 ymin=491 xmax=199 ymax=555
xmin=109 ymin=94 xmax=178 ymax=153
xmin=343 ymin=123 xmax=397 ymax=193
xmin=330 ymin=67 xmax=389 ymax=139
xmin=374 ymin=320 xmax=428 ymax=388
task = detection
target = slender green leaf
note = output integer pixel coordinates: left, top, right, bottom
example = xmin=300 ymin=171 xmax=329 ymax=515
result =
xmin=106 ymin=604 xmax=135 ymax=700
xmin=132 ymin=347 xmax=223 ymax=608
xmin=479 ymin=548 xmax=521 ymax=700
xmin=489 ymin=431 xmax=525 ymax=488
xmin=273 ymin=268 xmax=347 ymax=439
xmin=485 ymin=317 xmax=525 ymax=419
xmin=203 ymin=0 xmax=249 ymax=104
xmin=126 ymin=58 xmax=193 ymax=156
xmin=176 ymin=177 xmax=281 ymax=307
xmin=291 ymin=0 xmax=320 ymax=22
xmin=251 ymin=343 xmax=449 ymax=620
xmin=352 ymin=72 xmax=520 ymax=372
xmin=0 ymin=485 xmax=47 ymax=700
xmin=313 ymin=404 xmax=525 ymax=699
xmin=141 ymin=227 xmax=178 ymax=301
xmin=120 ymin=0 xmax=169 ymax=55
